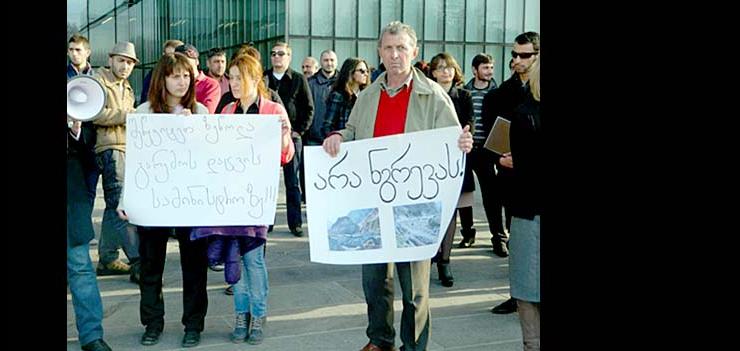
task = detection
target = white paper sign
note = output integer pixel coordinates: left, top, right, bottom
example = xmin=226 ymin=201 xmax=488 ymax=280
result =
xmin=305 ymin=126 xmax=465 ymax=264
xmin=122 ymin=113 xmax=282 ymax=227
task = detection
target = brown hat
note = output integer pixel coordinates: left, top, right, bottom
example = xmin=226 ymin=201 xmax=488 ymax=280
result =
xmin=108 ymin=41 xmax=139 ymax=63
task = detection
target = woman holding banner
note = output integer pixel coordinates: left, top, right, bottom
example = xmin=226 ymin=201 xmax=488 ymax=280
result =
xmin=118 ymin=52 xmax=210 ymax=348
xmin=192 ymin=53 xmax=293 ymax=345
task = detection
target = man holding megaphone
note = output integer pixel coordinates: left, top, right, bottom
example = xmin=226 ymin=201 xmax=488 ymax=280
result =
xmin=89 ymin=41 xmax=141 ymax=282
xmin=67 ymin=33 xmax=113 ymax=351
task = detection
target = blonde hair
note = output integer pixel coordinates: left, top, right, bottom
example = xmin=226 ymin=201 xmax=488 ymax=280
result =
xmin=529 ymin=54 xmax=540 ymax=102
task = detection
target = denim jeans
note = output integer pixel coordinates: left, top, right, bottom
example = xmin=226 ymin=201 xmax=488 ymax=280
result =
xmin=233 ymin=243 xmax=269 ymax=318
xmin=67 ymin=237 xmax=104 ymax=345
xmin=283 ymin=136 xmax=303 ymax=229
xmin=96 ymin=149 xmax=139 ymax=264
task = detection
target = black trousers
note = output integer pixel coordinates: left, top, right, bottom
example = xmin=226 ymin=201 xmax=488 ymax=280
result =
xmin=137 ymin=227 xmax=208 ymax=332
xmin=467 ymin=147 xmax=511 ymax=242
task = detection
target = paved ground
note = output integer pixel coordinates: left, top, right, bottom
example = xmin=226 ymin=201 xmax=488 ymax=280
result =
xmin=67 ymin=174 xmax=521 ymax=350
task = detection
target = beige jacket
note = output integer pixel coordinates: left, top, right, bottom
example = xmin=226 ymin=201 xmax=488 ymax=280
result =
xmin=93 ymin=67 xmax=135 ymax=153
xmin=338 ymin=67 xmax=460 ymax=142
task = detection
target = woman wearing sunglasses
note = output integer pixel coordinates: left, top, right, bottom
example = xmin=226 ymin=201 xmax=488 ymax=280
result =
xmin=322 ymin=57 xmax=370 ymax=136
xmin=427 ymin=52 xmax=475 ymax=288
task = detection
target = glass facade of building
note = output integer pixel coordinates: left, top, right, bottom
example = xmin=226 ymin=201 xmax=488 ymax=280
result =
xmin=68 ymin=0 xmax=539 ymax=103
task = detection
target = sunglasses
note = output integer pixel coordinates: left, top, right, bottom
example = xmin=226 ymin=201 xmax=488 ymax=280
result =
xmin=270 ymin=51 xmax=287 ymax=57
xmin=511 ymin=51 xmax=538 ymax=59
xmin=354 ymin=68 xmax=368 ymax=74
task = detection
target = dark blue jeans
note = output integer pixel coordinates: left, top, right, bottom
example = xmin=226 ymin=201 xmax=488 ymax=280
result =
xmin=96 ymin=149 xmax=139 ymax=264
xmin=283 ymin=136 xmax=303 ymax=229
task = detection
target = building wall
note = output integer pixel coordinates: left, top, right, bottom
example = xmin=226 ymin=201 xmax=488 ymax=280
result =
xmin=68 ymin=0 xmax=539 ymax=102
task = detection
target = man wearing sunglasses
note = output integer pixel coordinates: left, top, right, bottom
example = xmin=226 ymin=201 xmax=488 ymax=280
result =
xmin=482 ymin=31 xmax=539 ymax=316
xmin=265 ymin=41 xmax=315 ymax=236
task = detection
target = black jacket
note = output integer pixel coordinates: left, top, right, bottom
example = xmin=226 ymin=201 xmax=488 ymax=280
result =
xmin=215 ymin=88 xmax=284 ymax=114
xmin=264 ymin=68 xmax=314 ymax=136
xmin=448 ymin=86 xmax=476 ymax=193
xmin=508 ymin=94 xmax=542 ymax=219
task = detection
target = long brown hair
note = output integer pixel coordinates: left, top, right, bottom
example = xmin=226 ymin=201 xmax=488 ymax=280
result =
xmin=228 ymin=54 xmax=270 ymax=102
xmin=148 ymin=53 xmax=197 ymax=113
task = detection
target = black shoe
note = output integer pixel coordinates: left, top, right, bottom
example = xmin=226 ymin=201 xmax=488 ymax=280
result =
xmin=437 ymin=262 xmax=454 ymax=287
xmin=491 ymin=298 xmax=518 ymax=314
xmin=129 ymin=261 xmax=141 ymax=284
xmin=140 ymin=329 xmax=161 ymax=346
xmin=268 ymin=225 xmax=274 ymax=233
xmin=290 ymin=226 xmax=303 ymax=237
xmin=458 ymin=236 xmax=475 ymax=248
xmin=492 ymin=240 xmax=509 ymax=257
xmin=81 ymin=339 xmax=112 ymax=351
xmin=182 ymin=330 xmax=201 ymax=347
xmin=225 ymin=285 xmax=234 ymax=295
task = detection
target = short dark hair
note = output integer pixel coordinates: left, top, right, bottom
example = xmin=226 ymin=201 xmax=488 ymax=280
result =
xmin=208 ymin=47 xmax=226 ymax=59
xmin=514 ymin=31 xmax=540 ymax=52
xmin=68 ymin=34 xmax=90 ymax=50
xmin=471 ymin=53 xmax=493 ymax=70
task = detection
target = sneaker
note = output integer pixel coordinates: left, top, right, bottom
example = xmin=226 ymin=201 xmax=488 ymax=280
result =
xmin=81 ymin=339 xmax=112 ymax=351
xmin=230 ymin=312 xmax=251 ymax=343
xmin=246 ymin=316 xmax=266 ymax=345
xmin=96 ymin=259 xmax=131 ymax=276
xmin=209 ymin=263 xmax=225 ymax=272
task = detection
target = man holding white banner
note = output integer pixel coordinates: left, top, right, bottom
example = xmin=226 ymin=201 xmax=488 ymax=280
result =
xmin=322 ymin=21 xmax=473 ymax=351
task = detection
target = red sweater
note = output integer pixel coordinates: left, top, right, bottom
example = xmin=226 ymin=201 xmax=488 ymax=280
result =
xmin=373 ymin=81 xmax=413 ymax=137
xmin=195 ymin=71 xmax=222 ymax=114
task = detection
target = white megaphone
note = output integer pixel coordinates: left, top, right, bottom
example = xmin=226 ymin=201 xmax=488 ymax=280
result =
xmin=67 ymin=75 xmax=107 ymax=122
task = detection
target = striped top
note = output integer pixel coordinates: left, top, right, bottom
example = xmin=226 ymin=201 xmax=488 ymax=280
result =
xmin=466 ymin=80 xmax=497 ymax=146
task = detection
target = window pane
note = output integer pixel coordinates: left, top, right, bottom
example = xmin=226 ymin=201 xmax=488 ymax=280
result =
xmin=289 ymin=0 xmax=309 ymax=35
xmin=89 ymin=0 xmax=114 ymax=21
xmin=358 ymin=40 xmax=379 ymax=70
xmin=485 ymin=44 xmax=504 ymax=84
xmin=380 ymin=0 xmax=401 ymax=30
xmin=402 ymin=0 xmax=423 ymax=39
xmin=445 ymin=44 xmax=463 ymax=75
xmin=116 ymin=6 xmax=130 ymax=43
xmin=423 ymin=43 xmax=443 ymax=62
xmin=277 ymin=0 xmax=285 ymax=36
xmin=524 ymin=0 xmax=540 ymax=33
xmin=67 ymin=0 xmax=87 ymax=36
xmin=423 ymin=0 xmax=443 ymax=41
xmin=336 ymin=0 xmax=357 ymax=38
xmin=289 ymin=38 xmax=309 ymax=73
xmin=486 ymin=0 xmax=505 ymax=43
xmin=89 ymin=19 xmax=116 ymax=67
xmin=311 ymin=39 xmax=333 ymax=58
xmin=465 ymin=0 xmax=485 ymax=42
xmin=358 ymin=0 xmax=379 ymax=38
xmin=311 ymin=0 xmax=333 ymax=36
xmin=444 ymin=0 xmax=464 ymax=42
xmin=505 ymin=0 xmax=524 ymax=43
xmin=334 ymin=39 xmax=356 ymax=63
xmin=464 ymin=44 xmax=484 ymax=82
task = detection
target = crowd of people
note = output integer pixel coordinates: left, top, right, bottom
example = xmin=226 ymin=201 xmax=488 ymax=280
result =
xmin=67 ymin=21 xmax=540 ymax=351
